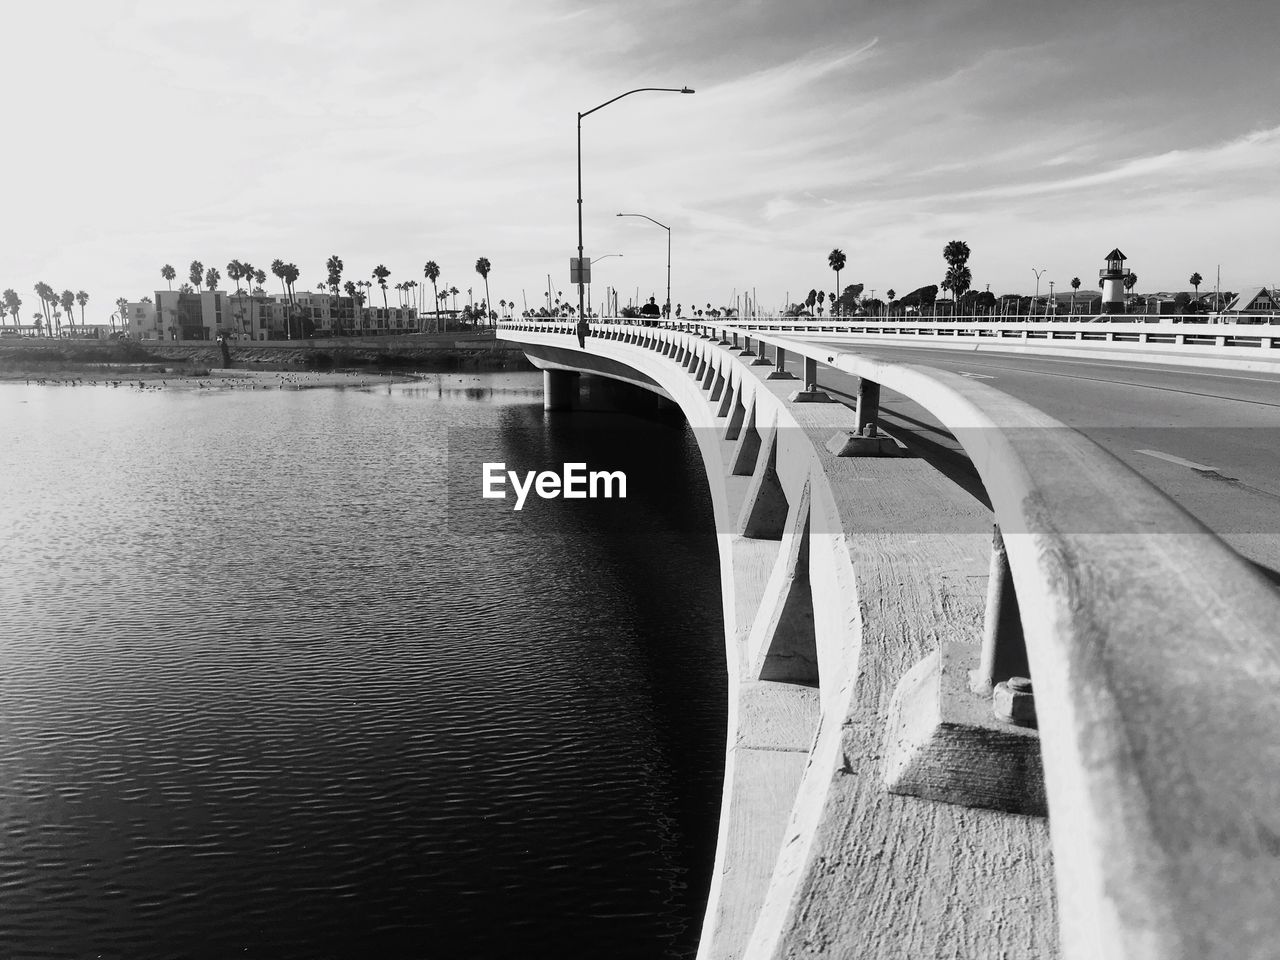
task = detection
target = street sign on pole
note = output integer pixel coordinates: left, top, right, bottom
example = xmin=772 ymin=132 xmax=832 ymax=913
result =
xmin=570 ymin=257 xmax=592 ymax=285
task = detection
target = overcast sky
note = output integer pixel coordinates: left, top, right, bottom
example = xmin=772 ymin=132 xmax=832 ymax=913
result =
xmin=4 ymin=0 xmax=1279 ymax=320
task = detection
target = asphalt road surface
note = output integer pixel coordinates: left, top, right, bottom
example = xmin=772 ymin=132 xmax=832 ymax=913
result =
xmin=783 ymin=340 xmax=1280 ymax=584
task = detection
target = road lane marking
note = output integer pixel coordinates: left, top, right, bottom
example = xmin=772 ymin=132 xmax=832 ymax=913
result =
xmin=958 ymin=371 xmax=995 ymax=379
xmin=1135 ymin=449 xmax=1218 ymax=472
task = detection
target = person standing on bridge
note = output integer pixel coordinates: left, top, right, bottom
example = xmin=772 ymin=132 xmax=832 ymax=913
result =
xmin=576 ymin=315 xmax=589 ymax=349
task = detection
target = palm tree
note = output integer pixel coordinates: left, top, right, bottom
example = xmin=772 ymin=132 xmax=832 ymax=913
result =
xmin=450 ymin=285 xmax=459 ymax=312
xmin=76 ymin=290 xmax=88 ymax=330
xmin=942 ymin=240 xmax=972 ymax=309
xmin=424 ymin=261 xmax=441 ymax=332
xmin=271 ymin=259 xmax=288 ymax=304
xmin=3 ymin=289 xmax=21 ymax=329
xmin=114 ymin=296 xmax=128 ymax=334
xmin=161 ymin=264 xmax=176 ymax=290
xmin=1190 ymin=272 xmax=1203 ymax=298
xmin=227 ymin=260 xmax=245 ymax=296
xmin=342 ymin=280 xmax=358 ymax=333
xmin=205 ymin=266 xmax=221 ymax=291
xmin=34 ymin=282 xmax=55 ymax=336
xmin=475 ymin=257 xmax=493 ymax=326
xmin=372 ymin=264 xmax=390 ymax=312
xmin=1070 ymin=277 xmax=1081 ymax=314
xmin=189 ymin=260 xmax=204 ymax=291
xmin=828 ymin=249 xmax=846 ymax=315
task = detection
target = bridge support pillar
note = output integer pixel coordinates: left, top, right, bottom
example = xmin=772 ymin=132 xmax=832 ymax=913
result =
xmin=855 ymin=378 xmax=881 ymax=435
xmin=767 ymin=346 xmax=798 ymax=380
xmin=543 ymin=369 xmax=578 ymax=411
xmin=787 ymin=356 xmax=835 ymax=403
xmin=971 ymin=525 xmax=1030 ymax=696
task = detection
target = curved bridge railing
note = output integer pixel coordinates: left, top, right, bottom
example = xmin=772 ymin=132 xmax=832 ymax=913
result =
xmin=499 ymin=319 xmax=1280 ymax=960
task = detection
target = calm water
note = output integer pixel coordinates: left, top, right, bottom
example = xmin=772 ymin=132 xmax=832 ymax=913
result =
xmin=0 ymin=373 xmax=727 ymax=959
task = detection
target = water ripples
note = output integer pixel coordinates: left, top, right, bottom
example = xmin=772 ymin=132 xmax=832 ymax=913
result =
xmin=0 ymin=374 xmax=726 ymax=959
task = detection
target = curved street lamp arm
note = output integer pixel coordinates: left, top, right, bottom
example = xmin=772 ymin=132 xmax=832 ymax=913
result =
xmin=580 ymin=87 xmax=694 ymax=120
xmin=616 ymin=212 xmax=670 ymax=231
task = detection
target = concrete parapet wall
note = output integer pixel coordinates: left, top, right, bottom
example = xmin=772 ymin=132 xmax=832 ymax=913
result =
xmin=502 ymin=323 xmax=1068 ymax=957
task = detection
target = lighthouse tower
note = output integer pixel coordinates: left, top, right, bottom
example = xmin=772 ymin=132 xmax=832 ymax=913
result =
xmin=1100 ymin=248 xmax=1128 ymax=315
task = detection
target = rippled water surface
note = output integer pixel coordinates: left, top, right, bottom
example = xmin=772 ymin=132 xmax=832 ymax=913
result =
xmin=0 ymin=373 xmax=727 ymax=959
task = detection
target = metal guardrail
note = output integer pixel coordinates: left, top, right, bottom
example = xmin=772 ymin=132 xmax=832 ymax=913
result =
xmin=499 ymin=318 xmax=1280 ymax=959
xmin=714 ymin=317 xmax=1280 ymax=352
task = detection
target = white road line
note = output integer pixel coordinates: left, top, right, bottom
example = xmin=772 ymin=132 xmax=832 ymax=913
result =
xmin=958 ymin=371 xmax=995 ymax=379
xmin=1135 ymin=449 xmax=1218 ymax=472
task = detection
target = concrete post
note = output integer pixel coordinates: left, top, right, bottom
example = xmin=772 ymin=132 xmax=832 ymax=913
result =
xmin=803 ymin=356 xmax=818 ymax=391
xmin=971 ymin=524 xmax=1030 ymax=695
xmin=855 ymin=378 xmax=880 ymax=436
xmin=543 ymin=369 xmax=577 ymax=411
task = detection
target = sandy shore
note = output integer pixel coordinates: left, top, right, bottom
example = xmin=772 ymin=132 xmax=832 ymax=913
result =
xmin=1 ymin=367 xmax=418 ymax=390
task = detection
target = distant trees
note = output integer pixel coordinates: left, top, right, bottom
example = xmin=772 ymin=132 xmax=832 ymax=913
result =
xmin=828 ymin=249 xmax=846 ymax=314
xmin=941 ymin=241 xmax=972 ymax=307
xmin=34 ymin=282 xmax=55 ymax=336
xmin=189 ymin=261 xmax=204 ymax=290
xmin=76 ymin=290 xmax=88 ymax=329
xmin=271 ymin=259 xmax=288 ymax=303
xmin=475 ymin=257 xmax=492 ymax=325
xmin=424 ymin=261 xmax=441 ymax=332
xmin=3 ymin=289 xmax=20 ymax=328
xmin=1190 ymin=272 xmax=1202 ymax=297
xmin=227 ymin=260 xmax=246 ymax=296
xmin=1070 ymin=277 xmax=1081 ymax=313
xmin=373 ymin=264 xmax=391 ymax=310
xmin=161 ymin=264 xmax=176 ymax=290
xmin=836 ymin=283 xmax=865 ymax=315
xmin=205 ymin=266 xmax=221 ymax=291
xmin=898 ymin=284 xmax=939 ymax=313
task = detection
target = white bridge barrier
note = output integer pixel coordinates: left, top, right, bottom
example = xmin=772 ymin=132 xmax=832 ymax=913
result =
xmin=499 ymin=319 xmax=1280 ymax=960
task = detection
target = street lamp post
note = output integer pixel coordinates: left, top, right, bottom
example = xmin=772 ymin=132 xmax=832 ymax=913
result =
xmin=577 ymin=87 xmax=693 ymax=329
xmin=616 ymin=213 xmax=672 ymax=319
xmin=1048 ymin=280 xmax=1055 ymax=319
xmin=1032 ymin=267 xmax=1046 ymax=319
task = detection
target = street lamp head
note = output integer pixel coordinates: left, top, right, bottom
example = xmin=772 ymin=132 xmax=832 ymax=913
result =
xmin=680 ymin=87 xmax=695 ymax=94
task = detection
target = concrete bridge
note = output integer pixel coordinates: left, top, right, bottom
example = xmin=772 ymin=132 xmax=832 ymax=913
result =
xmin=498 ymin=318 xmax=1280 ymax=960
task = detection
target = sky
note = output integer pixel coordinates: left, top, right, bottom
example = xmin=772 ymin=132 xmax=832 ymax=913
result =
xmin=3 ymin=0 xmax=1279 ymax=323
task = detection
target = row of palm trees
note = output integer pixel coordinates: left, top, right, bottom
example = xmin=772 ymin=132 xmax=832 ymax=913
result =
xmin=156 ymin=255 xmax=503 ymax=334
xmin=2 ymin=284 xmax=89 ymax=336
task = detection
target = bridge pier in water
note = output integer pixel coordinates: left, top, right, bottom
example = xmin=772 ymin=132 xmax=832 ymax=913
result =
xmin=542 ymin=369 xmax=578 ymax=411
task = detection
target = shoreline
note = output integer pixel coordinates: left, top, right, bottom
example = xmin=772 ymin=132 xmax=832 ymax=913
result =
xmin=0 ymin=335 xmax=534 ymax=388
xmin=0 ymin=367 xmax=419 ymax=390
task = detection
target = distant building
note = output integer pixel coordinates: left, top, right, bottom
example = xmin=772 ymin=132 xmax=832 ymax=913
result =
xmin=125 ymin=300 xmax=159 ymax=339
xmin=1222 ymin=287 xmax=1278 ymax=319
xmin=1099 ymin=249 xmax=1129 ymax=314
xmin=127 ymin=289 xmax=422 ymax=340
